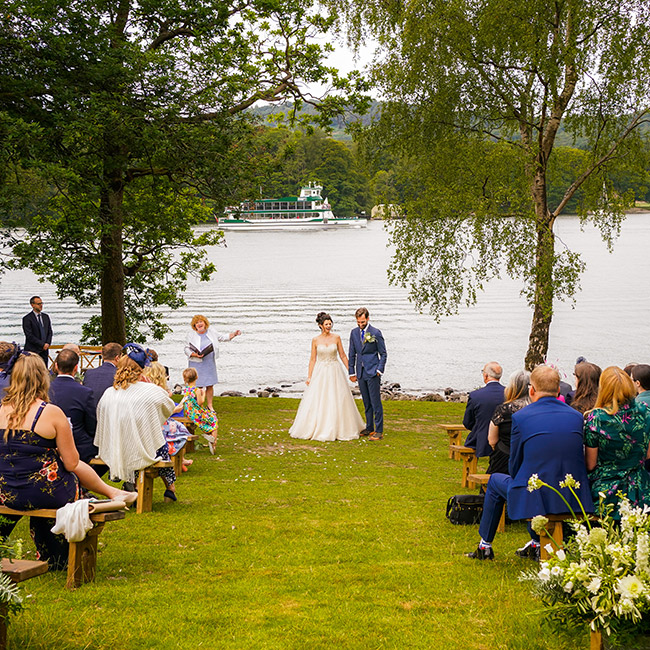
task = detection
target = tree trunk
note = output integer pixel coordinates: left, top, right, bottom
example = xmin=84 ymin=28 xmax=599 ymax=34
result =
xmin=99 ymin=171 xmax=126 ymax=345
xmin=524 ymin=170 xmax=555 ymax=370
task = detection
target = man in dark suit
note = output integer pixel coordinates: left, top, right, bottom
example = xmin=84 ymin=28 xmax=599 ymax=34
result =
xmin=82 ymin=342 xmax=122 ymax=410
xmin=466 ymin=365 xmax=594 ymax=560
xmin=49 ymin=349 xmax=98 ymax=464
xmin=22 ymin=296 xmax=53 ymax=367
xmin=463 ymin=362 xmax=505 ymax=458
xmin=348 ymin=307 xmax=388 ymax=441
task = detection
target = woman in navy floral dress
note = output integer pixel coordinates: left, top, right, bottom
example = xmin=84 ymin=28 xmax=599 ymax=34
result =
xmin=584 ymin=366 xmax=650 ymax=519
xmin=0 ymin=353 xmax=136 ymax=568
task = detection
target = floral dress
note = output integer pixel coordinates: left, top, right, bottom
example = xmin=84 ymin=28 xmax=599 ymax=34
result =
xmin=182 ymin=386 xmax=218 ymax=435
xmin=584 ymin=401 xmax=650 ymax=518
xmin=0 ymin=402 xmax=80 ymax=568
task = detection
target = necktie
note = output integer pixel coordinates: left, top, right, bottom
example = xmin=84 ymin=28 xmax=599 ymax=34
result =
xmin=360 ymin=329 xmax=364 ymax=343
xmin=37 ymin=313 xmax=43 ymax=329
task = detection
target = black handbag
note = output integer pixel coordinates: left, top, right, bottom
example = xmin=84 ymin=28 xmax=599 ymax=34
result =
xmin=445 ymin=494 xmax=484 ymax=525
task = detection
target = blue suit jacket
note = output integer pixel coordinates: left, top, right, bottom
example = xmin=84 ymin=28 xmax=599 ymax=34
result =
xmin=22 ymin=311 xmax=52 ymax=355
xmin=463 ymin=381 xmax=505 ymax=458
xmin=82 ymin=362 xmax=117 ymax=410
xmin=348 ymin=324 xmax=387 ymax=380
xmin=50 ymin=375 xmax=98 ymax=462
xmin=507 ymin=396 xmax=594 ymax=520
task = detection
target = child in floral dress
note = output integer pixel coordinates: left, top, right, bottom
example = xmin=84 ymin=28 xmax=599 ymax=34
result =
xmin=181 ymin=368 xmax=218 ymax=454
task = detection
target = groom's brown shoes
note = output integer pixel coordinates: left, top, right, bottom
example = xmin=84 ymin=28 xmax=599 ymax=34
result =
xmin=369 ymin=432 xmax=383 ymax=441
xmin=359 ymin=429 xmax=371 ymax=437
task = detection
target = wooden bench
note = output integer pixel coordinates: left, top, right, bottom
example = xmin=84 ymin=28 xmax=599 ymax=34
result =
xmin=449 ymin=445 xmax=478 ymax=488
xmin=172 ymin=416 xmax=197 ymax=452
xmin=0 ymin=506 xmax=124 ymax=589
xmin=0 ymin=559 xmax=49 ymax=649
xmin=467 ymin=473 xmax=506 ymax=533
xmin=438 ymin=424 xmax=467 ymax=459
xmin=172 ymin=435 xmax=199 ymax=477
xmin=90 ymin=458 xmax=175 ymax=514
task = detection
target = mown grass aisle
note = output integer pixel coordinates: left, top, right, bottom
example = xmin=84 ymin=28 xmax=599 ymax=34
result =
xmin=13 ymin=398 xmax=588 ymax=649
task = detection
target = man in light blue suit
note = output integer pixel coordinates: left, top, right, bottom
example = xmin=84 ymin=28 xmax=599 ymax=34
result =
xmin=348 ymin=307 xmax=387 ymax=441
xmin=466 ymin=365 xmax=594 ymax=561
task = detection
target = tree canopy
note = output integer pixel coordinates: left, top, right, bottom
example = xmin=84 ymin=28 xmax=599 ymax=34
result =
xmin=0 ymin=0 xmax=366 ymax=343
xmin=334 ymin=0 xmax=650 ymax=367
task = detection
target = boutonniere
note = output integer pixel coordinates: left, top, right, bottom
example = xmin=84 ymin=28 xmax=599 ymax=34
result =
xmin=363 ymin=332 xmax=376 ymax=344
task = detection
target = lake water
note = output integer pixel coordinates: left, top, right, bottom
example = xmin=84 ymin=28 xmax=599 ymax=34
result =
xmin=1 ymin=214 xmax=649 ymax=394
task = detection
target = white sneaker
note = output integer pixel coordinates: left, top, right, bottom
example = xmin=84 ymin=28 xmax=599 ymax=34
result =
xmin=202 ymin=434 xmax=216 ymax=455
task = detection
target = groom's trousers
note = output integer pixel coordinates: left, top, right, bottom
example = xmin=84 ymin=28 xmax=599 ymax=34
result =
xmin=359 ymin=374 xmax=383 ymax=433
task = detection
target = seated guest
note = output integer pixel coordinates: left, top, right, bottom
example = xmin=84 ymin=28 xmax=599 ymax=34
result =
xmin=569 ymin=362 xmax=602 ymax=415
xmin=624 ymin=363 xmax=638 ymax=377
xmin=95 ymin=343 xmax=178 ymax=502
xmin=0 ymin=353 xmax=135 ymax=569
xmin=83 ymin=342 xmax=122 ymax=410
xmin=0 ymin=342 xmax=18 ymax=401
xmin=49 ymin=349 xmax=98 ymax=465
xmin=466 ymin=365 xmax=594 ymax=561
xmin=585 ymin=366 xmax=650 ymax=518
xmin=486 ymin=370 xmax=530 ymax=475
xmin=632 ymin=364 xmax=650 ymax=408
xmin=463 ymin=362 xmax=505 ymax=459
xmin=143 ymin=361 xmax=192 ymax=471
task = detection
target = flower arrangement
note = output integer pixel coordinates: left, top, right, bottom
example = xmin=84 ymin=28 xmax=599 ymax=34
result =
xmin=522 ymin=475 xmax=650 ymax=643
xmin=363 ymin=333 xmax=376 ymax=344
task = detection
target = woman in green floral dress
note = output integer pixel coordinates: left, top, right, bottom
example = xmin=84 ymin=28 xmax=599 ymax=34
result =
xmin=584 ymin=366 xmax=650 ymax=519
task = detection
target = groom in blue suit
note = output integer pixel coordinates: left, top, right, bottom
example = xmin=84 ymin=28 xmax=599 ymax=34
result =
xmin=348 ymin=307 xmax=387 ymax=441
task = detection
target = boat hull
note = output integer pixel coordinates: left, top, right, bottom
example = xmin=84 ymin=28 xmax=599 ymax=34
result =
xmin=215 ymin=217 xmax=368 ymax=230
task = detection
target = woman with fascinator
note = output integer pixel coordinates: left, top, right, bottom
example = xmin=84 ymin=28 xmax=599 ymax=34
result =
xmin=0 ymin=351 xmax=137 ymax=570
xmin=95 ymin=343 xmax=179 ymax=502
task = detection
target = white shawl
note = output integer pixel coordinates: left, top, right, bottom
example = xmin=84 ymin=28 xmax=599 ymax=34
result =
xmin=184 ymin=327 xmax=229 ymax=362
xmin=95 ymin=382 xmax=174 ymax=483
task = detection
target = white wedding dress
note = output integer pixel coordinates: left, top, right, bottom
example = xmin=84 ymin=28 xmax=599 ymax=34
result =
xmin=289 ymin=344 xmax=364 ymax=441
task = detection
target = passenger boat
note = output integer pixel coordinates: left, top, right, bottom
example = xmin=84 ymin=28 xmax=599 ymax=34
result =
xmin=216 ymin=183 xmax=368 ymax=230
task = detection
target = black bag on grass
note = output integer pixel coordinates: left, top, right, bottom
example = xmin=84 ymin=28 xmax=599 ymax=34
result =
xmin=445 ymin=494 xmax=484 ymax=525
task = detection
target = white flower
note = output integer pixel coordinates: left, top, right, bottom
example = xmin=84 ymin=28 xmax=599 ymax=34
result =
xmin=589 ymin=528 xmax=608 ymax=546
xmin=538 ymin=567 xmax=551 ymax=581
xmin=531 ymin=515 xmax=549 ymax=534
xmin=551 ymin=566 xmax=563 ymax=577
xmin=586 ymin=577 xmax=602 ymax=594
xmin=544 ymin=543 xmax=554 ymax=555
xmin=563 ymin=581 xmax=574 ymax=593
xmin=616 ymin=575 xmax=645 ymax=600
xmin=528 ymin=474 xmax=542 ymax=492
xmin=636 ymin=533 xmax=650 ymax=574
xmin=559 ymin=474 xmax=581 ymax=490
xmin=556 ymin=549 xmax=566 ymax=561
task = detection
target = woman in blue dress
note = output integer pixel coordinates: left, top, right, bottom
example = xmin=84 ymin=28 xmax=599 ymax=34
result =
xmin=0 ymin=352 xmax=136 ymax=568
xmin=184 ymin=314 xmax=241 ymax=410
xmin=585 ymin=365 xmax=650 ymax=518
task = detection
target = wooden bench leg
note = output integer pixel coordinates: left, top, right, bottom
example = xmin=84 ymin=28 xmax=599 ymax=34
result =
xmin=590 ymin=630 xmax=602 ymax=650
xmin=497 ymin=508 xmax=506 ymax=533
xmin=66 ymin=523 xmax=104 ymax=589
xmin=173 ymin=447 xmax=185 ymax=477
xmin=136 ymin=469 xmax=155 ymax=514
xmin=185 ymin=438 xmax=195 ymax=454
xmin=462 ymin=456 xmax=478 ymax=488
xmin=539 ymin=519 xmax=564 ymax=560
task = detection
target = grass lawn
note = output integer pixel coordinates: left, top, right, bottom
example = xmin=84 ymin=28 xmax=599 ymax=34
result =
xmin=10 ymin=397 xmax=589 ymax=649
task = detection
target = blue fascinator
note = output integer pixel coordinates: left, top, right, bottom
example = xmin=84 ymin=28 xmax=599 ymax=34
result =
xmin=122 ymin=343 xmax=151 ymax=369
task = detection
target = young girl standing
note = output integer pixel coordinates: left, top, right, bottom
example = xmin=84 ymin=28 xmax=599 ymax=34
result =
xmin=181 ymin=367 xmax=218 ymax=454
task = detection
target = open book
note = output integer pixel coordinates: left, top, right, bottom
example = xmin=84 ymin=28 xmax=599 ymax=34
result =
xmin=188 ymin=342 xmax=214 ymax=357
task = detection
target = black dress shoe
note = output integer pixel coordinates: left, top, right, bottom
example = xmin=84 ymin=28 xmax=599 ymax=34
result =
xmin=359 ymin=429 xmax=371 ymax=436
xmin=515 ymin=542 xmax=540 ymax=561
xmin=122 ymin=481 xmax=136 ymax=492
xmin=465 ymin=546 xmax=495 ymax=560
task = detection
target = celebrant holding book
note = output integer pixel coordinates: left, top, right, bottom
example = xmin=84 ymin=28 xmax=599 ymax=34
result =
xmin=184 ymin=314 xmax=241 ymax=410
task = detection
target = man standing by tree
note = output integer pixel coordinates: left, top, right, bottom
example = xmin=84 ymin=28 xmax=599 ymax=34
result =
xmin=22 ymin=296 xmax=52 ymax=367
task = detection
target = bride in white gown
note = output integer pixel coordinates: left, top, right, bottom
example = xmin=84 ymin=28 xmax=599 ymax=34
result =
xmin=289 ymin=312 xmax=364 ymax=441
